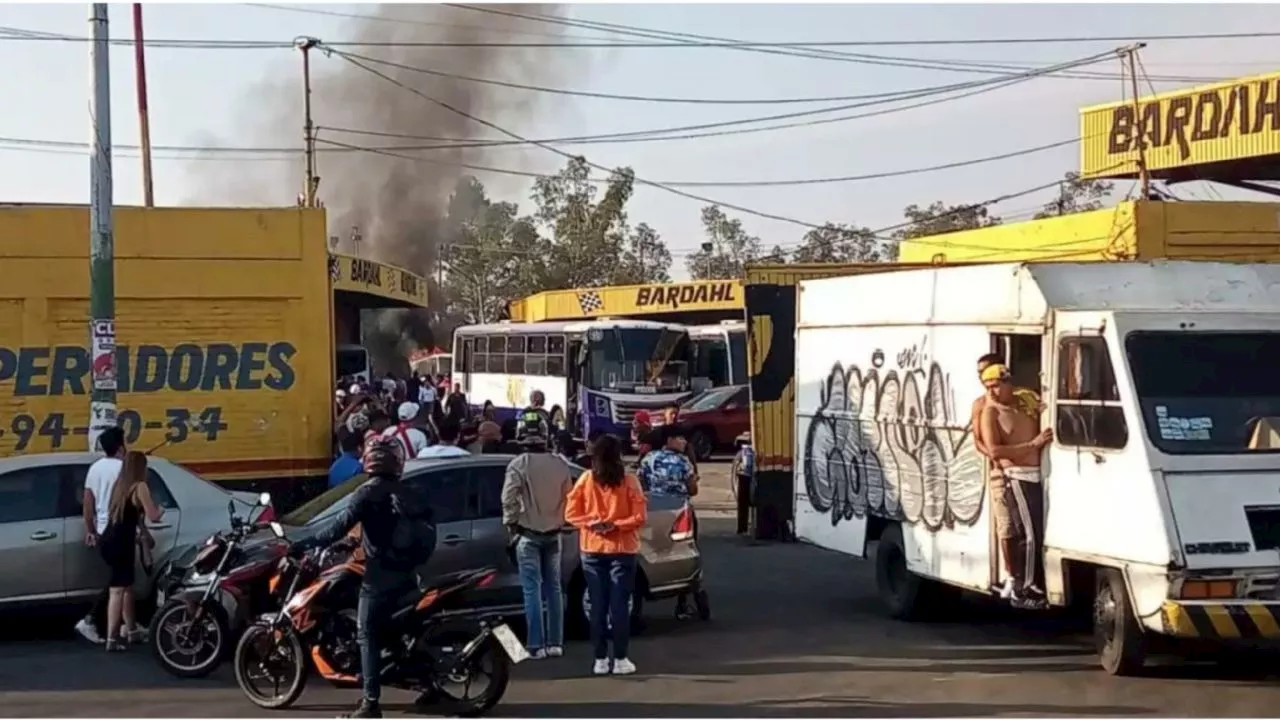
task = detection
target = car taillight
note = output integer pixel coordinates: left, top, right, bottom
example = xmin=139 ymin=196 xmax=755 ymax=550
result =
xmin=475 ymin=572 xmax=496 ymax=589
xmin=670 ymin=506 xmax=694 ymax=542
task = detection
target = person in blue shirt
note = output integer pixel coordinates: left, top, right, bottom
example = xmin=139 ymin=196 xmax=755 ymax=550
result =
xmin=637 ymin=425 xmax=702 ymax=619
xmin=329 ymin=431 xmax=365 ymax=489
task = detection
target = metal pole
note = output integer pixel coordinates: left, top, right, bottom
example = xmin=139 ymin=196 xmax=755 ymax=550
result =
xmin=1125 ymin=44 xmax=1152 ymax=201
xmin=296 ymin=37 xmax=319 ymax=208
xmin=88 ymin=3 xmax=118 ymax=452
xmin=132 ymin=3 xmax=154 ymax=207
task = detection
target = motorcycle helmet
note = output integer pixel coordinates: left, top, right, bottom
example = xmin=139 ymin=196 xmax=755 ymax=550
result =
xmin=362 ymin=437 xmax=405 ymax=478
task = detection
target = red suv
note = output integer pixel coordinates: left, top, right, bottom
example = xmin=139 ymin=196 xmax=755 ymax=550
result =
xmin=675 ymin=385 xmax=750 ymax=461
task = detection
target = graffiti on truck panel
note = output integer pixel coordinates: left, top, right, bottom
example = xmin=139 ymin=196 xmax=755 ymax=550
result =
xmin=801 ymin=341 xmax=983 ymax=532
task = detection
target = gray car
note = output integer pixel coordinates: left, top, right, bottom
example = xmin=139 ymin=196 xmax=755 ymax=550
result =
xmin=278 ymin=454 xmax=704 ymax=633
xmin=0 ymin=452 xmax=261 ymax=611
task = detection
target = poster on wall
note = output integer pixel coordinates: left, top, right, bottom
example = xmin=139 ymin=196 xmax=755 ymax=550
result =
xmin=90 ymin=319 xmax=117 ymax=391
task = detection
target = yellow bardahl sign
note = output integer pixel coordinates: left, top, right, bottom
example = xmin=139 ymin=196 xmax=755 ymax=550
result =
xmin=510 ymin=280 xmax=743 ymax=322
xmin=1081 ymin=70 xmax=1280 ymax=180
xmin=329 ymin=253 xmax=429 ymax=308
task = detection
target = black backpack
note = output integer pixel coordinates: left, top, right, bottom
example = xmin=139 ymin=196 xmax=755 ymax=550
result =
xmin=382 ymin=484 xmax=437 ymax=570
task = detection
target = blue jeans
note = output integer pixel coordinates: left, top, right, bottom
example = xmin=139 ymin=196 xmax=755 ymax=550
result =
xmin=515 ymin=533 xmax=563 ymax=651
xmin=581 ymin=553 xmax=637 ymax=661
xmin=356 ymin=576 xmax=413 ymax=703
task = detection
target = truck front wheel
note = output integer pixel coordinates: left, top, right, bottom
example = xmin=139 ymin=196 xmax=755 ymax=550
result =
xmin=1094 ymin=567 xmax=1147 ymax=676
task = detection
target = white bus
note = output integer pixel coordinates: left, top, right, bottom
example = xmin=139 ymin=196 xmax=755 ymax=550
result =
xmin=689 ymin=321 xmax=748 ymax=391
xmin=411 ymin=351 xmax=452 ymax=379
xmin=335 ymin=344 xmax=371 ymax=385
xmin=453 ymin=319 xmax=693 ymax=438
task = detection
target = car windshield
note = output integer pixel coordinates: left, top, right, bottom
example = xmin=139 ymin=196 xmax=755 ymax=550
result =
xmin=281 ymin=474 xmax=368 ymax=526
xmin=585 ymin=327 xmax=690 ymax=393
xmin=683 ymin=386 xmax=738 ymax=413
xmin=1126 ymin=331 xmax=1280 ymax=454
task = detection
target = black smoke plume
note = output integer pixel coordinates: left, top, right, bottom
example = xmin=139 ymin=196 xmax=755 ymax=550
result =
xmin=191 ymin=4 xmax=576 ymax=375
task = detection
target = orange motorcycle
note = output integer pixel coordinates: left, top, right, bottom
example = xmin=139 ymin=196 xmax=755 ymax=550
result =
xmin=232 ymin=523 xmax=527 ymax=716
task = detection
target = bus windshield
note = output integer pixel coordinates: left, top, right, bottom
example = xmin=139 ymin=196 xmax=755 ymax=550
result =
xmin=729 ymin=331 xmax=747 ymax=385
xmin=336 ymin=347 xmax=369 ymax=379
xmin=586 ymin=327 xmax=690 ymax=393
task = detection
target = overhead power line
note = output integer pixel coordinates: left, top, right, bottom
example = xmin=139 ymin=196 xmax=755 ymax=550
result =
xmin=1 ymin=22 xmax=1278 ymax=51
xmin=441 ymin=4 xmax=1218 ymax=84
xmin=322 ymin=49 xmax=1125 ymax=153
xmin=320 ymin=41 xmax=1121 ymax=257
xmin=0 ymin=131 xmax=1089 ymax=189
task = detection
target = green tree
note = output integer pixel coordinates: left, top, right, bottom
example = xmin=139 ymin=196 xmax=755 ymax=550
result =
xmin=529 ymin=157 xmax=672 ymax=288
xmin=894 ymin=200 xmax=1002 ymax=240
xmin=439 ymin=176 xmax=538 ymax=324
xmin=613 ymin=222 xmax=672 ymax=285
xmin=685 ymin=205 xmax=763 ymax=280
xmin=1033 ymin=171 xmax=1115 ymax=219
xmin=792 ymin=222 xmax=897 ymax=263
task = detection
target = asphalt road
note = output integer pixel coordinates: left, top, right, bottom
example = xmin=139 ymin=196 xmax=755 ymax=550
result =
xmin=3 ymin=462 xmax=1280 ymax=717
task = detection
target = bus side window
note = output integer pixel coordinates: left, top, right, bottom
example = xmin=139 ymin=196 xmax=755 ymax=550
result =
xmin=547 ymin=335 xmax=566 ymax=376
xmin=459 ymin=339 xmax=472 ymax=373
xmin=526 ymin=335 xmax=547 ymax=376
xmin=487 ymin=336 xmax=506 ymax=374
xmin=1055 ymin=336 xmax=1128 ymax=450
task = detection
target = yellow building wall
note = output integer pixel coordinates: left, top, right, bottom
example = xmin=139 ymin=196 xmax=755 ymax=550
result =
xmin=899 ymin=201 xmax=1280 ymax=265
xmin=0 ymin=206 xmax=333 ymax=481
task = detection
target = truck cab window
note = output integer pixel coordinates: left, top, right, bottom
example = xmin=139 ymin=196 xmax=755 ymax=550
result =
xmin=1056 ymin=336 xmax=1128 ymax=450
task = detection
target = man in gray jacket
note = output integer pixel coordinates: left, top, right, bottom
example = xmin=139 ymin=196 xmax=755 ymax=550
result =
xmin=501 ymin=420 xmax=575 ymax=659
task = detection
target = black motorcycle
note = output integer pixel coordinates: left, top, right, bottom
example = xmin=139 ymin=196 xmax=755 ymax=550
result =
xmin=149 ymin=492 xmax=283 ymax=678
xmin=233 ymin=525 xmax=523 ymax=717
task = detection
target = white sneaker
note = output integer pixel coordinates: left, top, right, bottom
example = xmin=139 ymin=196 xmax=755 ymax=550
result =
xmin=528 ymin=649 xmax=547 ymax=660
xmin=545 ymin=646 xmax=563 ymax=658
xmin=74 ymin=619 xmax=104 ymax=645
xmin=997 ymin=577 xmax=1016 ymax=600
xmin=611 ymin=658 xmax=637 ymax=675
xmin=592 ymin=659 xmax=611 ymax=676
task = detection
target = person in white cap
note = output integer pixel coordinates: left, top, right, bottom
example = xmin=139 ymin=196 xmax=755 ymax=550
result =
xmin=382 ymin=402 xmax=428 ymax=459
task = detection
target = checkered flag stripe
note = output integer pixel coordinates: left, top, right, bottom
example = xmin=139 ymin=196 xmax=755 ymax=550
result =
xmin=577 ymin=291 xmax=604 ymax=314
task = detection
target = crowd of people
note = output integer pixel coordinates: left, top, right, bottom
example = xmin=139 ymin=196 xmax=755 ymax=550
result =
xmin=318 ymin=372 xmax=708 ymax=717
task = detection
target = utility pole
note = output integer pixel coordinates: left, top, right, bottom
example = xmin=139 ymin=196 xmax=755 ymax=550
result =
xmin=296 ymin=36 xmax=320 ymax=208
xmin=131 ymin=3 xmax=154 ymax=207
xmin=1125 ymin=44 xmax=1152 ymax=201
xmin=88 ymin=3 xmax=118 ymax=452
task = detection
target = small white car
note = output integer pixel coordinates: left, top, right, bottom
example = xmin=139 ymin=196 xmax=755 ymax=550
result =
xmin=0 ymin=452 xmax=262 ymax=612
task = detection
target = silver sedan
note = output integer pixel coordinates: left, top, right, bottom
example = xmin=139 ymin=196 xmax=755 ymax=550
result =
xmin=0 ymin=452 xmax=261 ymax=612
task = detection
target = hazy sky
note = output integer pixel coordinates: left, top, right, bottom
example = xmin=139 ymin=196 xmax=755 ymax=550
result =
xmin=2 ymin=3 xmax=1277 ymax=279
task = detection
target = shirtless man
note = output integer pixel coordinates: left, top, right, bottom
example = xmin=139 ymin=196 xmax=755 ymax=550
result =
xmin=971 ymin=353 xmax=1018 ymax=597
xmin=979 ymin=363 xmax=1052 ymax=606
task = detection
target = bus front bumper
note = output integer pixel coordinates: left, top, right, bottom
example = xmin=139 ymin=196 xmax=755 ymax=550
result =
xmin=1161 ymin=600 xmax=1280 ymax=639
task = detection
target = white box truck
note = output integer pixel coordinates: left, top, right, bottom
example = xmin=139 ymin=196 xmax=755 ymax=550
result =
xmin=794 ymin=260 xmax=1280 ymax=675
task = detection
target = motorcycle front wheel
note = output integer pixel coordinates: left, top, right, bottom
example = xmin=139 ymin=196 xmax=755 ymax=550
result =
xmin=150 ymin=599 xmax=229 ymax=679
xmin=234 ymin=623 xmax=308 ymax=710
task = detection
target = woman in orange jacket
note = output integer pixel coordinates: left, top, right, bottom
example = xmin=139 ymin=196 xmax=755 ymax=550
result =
xmin=564 ymin=433 xmax=647 ymax=676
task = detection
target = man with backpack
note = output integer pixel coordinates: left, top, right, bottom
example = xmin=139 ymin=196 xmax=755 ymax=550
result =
xmin=288 ymin=439 xmax=436 ymax=719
